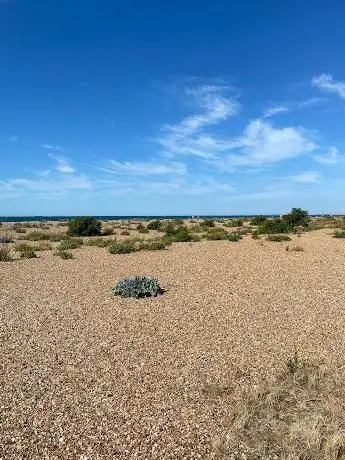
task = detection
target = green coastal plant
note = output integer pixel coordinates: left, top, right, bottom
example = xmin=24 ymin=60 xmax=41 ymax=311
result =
xmin=108 ymin=241 xmax=137 ymax=254
xmin=67 ymin=216 xmax=102 ymax=237
xmin=266 ymin=234 xmax=291 ymax=242
xmin=0 ymin=247 xmax=12 ymax=262
xmin=112 ymin=276 xmax=163 ymax=298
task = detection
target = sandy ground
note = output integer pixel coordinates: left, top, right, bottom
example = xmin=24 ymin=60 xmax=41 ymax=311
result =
xmin=2 ymin=229 xmax=345 ymax=459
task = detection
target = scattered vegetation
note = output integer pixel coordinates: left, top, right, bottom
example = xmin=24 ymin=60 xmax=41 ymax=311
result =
xmin=200 ymin=219 xmax=215 ymax=228
xmin=286 ymin=245 xmax=304 ymax=252
xmin=257 ymin=208 xmax=309 ymax=234
xmin=57 ymin=238 xmax=83 ymax=250
xmin=113 ymin=276 xmax=163 ymax=298
xmin=334 ymin=230 xmax=345 ymax=238
xmin=227 ymin=233 xmax=243 ymax=242
xmin=205 ymin=228 xmax=230 ymax=240
xmin=102 ymin=226 xmax=114 ymax=236
xmin=137 ymin=223 xmax=149 ymax=233
xmin=20 ymin=247 xmax=37 ymax=258
xmin=67 ymin=216 xmax=102 ymax=237
xmin=137 ymin=239 xmax=167 ymax=251
xmin=108 ymin=241 xmax=137 ymax=254
xmin=0 ymin=246 xmax=12 ymax=262
xmin=22 ymin=231 xmax=51 ymax=241
xmin=266 ymin=234 xmax=292 ymax=242
xmin=121 ymin=230 xmax=131 ymax=235
xmin=251 ymin=215 xmax=267 ymax=226
xmin=164 ymin=225 xmax=198 ymax=242
xmin=14 ymin=227 xmax=26 ymax=234
xmin=48 ymin=233 xmax=70 ymax=242
xmin=36 ymin=241 xmax=53 ymax=251
xmin=147 ymin=220 xmax=163 ymax=230
xmin=86 ymin=237 xmax=114 ymax=247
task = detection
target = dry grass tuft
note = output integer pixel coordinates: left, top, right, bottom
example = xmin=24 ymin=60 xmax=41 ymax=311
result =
xmin=212 ymin=356 xmax=345 ymax=460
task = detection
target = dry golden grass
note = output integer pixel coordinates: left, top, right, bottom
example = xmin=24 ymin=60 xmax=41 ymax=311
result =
xmin=2 ymin=224 xmax=345 ymax=458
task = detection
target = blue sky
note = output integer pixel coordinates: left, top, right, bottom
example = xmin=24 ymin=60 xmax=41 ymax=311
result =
xmin=1 ymin=0 xmax=345 ymax=215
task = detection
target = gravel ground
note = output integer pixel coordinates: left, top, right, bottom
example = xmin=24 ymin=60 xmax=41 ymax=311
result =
xmin=2 ymin=229 xmax=345 ymax=459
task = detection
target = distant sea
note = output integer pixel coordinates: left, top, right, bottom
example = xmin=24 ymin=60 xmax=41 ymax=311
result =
xmin=0 ymin=214 xmax=336 ymax=222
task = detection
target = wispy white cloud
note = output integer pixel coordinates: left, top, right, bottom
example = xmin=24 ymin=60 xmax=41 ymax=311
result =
xmin=263 ymin=106 xmax=290 ymax=118
xmin=312 ymin=74 xmax=345 ymax=99
xmin=47 ymin=153 xmax=75 ymax=174
xmin=298 ymin=97 xmax=325 ymax=108
xmin=157 ymin=84 xmax=239 ymax=158
xmin=102 ymin=159 xmax=186 ymax=175
xmin=314 ymin=146 xmax=343 ymax=165
xmin=224 ymin=119 xmax=317 ymax=167
xmin=42 ymin=144 xmax=68 ymax=154
xmin=287 ymin=171 xmax=321 ymax=184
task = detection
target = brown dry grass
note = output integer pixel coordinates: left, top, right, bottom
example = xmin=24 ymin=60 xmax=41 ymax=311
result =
xmin=2 ymin=226 xmax=345 ymax=458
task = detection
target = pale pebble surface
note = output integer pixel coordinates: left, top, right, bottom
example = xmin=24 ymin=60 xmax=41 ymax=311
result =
xmin=1 ymin=229 xmax=345 ymax=459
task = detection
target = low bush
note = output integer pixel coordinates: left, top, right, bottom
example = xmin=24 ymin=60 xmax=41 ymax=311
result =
xmin=334 ymin=231 xmax=345 ymax=238
xmin=36 ymin=241 xmax=53 ymax=251
xmin=286 ymin=245 xmax=304 ymax=252
xmin=121 ymin=230 xmax=131 ymax=236
xmin=48 ymin=233 xmax=70 ymax=242
xmin=108 ymin=241 xmax=137 ymax=254
xmin=0 ymin=247 xmax=12 ymax=262
xmin=251 ymin=215 xmax=267 ymax=225
xmin=205 ymin=228 xmax=229 ymax=240
xmin=147 ymin=220 xmax=163 ymax=230
xmin=112 ymin=276 xmax=163 ymax=298
xmin=23 ymin=231 xmax=50 ymax=241
xmin=258 ymin=218 xmax=292 ymax=234
xmin=200 ymin=219 xmax=215 ymax=228
xmin=266 ymin=234 xmax=292 ymax=242
xmin=57 ymin=238 xmax=83 ymax=250
xmin=20 ymin=247 xmax=37 ymax=258
xmin=54 ymin=250 xmax=74 ymax=259
xmin=164 ymin=226 xmax=198 ymax=242
xmin=86 ymin=237 xmax=114 ymax=247
xmin=67 ymin=216 xmax=102 ymax=237
xmin=227 ymin=233 xmax=243 ymax=242
xmin=0 ymin=236 xmax=13 ymax=243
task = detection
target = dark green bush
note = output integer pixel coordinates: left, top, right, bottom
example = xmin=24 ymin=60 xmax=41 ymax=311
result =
xmin=36 ymin=241 xmax=53 ymax=251
xmin=334 ymin=231 xmax=345 ymax=239
xmin=113 ymin=276 xmax=163 ymax=298
xmin=266 ymin=234 xmax=292 ymax=242
xmin=108 ymin=241 xmax=137 ymax=254
xmin=258 ymin=219 xmax=292 ymax=234
xmin=165 ymin=226 xmax=197 ymax=242
xmin=282 ymin=208 xmax=309 ymax=227
xmin=251 ymin=215 xmax=267 ymax=225
xmin=147 ymin=220 xmax=163 ymax=230
xmin=227 ymin=233 xmax=243 ymax=242
xmin=67 ymin=216 xmax=101 ymax=237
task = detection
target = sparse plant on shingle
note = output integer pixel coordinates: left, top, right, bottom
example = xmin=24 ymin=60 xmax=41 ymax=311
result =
xmin=0 ymin=247 xmax=12 ymax=262
xmin=112 ymin=276 xmax=163 ymax=298
xmin=266 ymin=234 xmax=291 ymax=242
xmin=108 ymin=241 xmax=137 ymax=254
xmin=0 ymin=236 xmax=13 ymax=243
xmin=54 ymin=249 xmax=74 ymax=259
xmin=67 ymin=216 xmax=102 ymax=237
xmin=57 ymin=238 xmax=83 ymax=250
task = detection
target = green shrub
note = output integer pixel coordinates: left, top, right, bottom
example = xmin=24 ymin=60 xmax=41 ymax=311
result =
xmin=108 ymin=241 xmax=137 ymax=254
xmin=67 ymin=216 xmax=101 ymax=237
xmin=54 ymin=250 xmax=74 ymax=259
xmin=57 ymin=238 xmax=83 ymax=250
xmin=282 ymin=208 xmax=309 ymax=227
xmin=20 ymin=247 xmax=37 ymax=258
xmin=0 ymin=247 xmax=12 ymax=262
xmin=252 ymin=231 xmax=260 ymax=240
xmin=23 ymin=231 xmax=50 ymax=241
xmin=166 ymin=226 xmax=197 ymax=242
xmin=112 ymin=276 xmax=163 ymax=298
xmin=334 ymin=231 xmax=345 ymax=238
xmin=121 ymin=230 xmax=130 ymax=236
xmin=227 ymin=233 xmax=243 ymax=242
xmin=230 ymin=219 xmax=244 ymax=227
xmin=266 ymin=234 xmax=292 ymax=242
xmin=15 ymin=243 xmax=32 ymax=252
xmin=251 ymin=215 xmax=267 ymax=226
xmin=147 ymin=220 xmax=163 ymax=230
xmin=200 ymin=219 xmax=215 ymax=228
xmin=205 ymin=228 xmax=229 ymax=240
xmin=258 ymin=219 xmax=292 ymax=234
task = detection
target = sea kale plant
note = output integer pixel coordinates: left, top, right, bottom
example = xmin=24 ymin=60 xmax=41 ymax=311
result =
xmin=113 ymin=276 xmax=163 ymax=298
